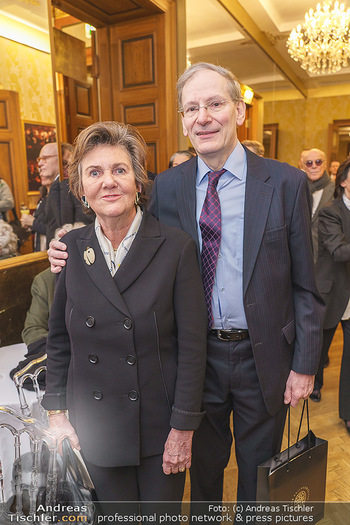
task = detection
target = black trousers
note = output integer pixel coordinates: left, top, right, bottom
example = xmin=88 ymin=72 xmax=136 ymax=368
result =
xmin=84 ymin=453 xmax=185 ymax=517
xmin=190 ymin=334 xmax=287 ymax=503
xmin=314 ymin=326 xmax=337 ymax=391
xmin=339 ymin=319 xmax=350 ymax=420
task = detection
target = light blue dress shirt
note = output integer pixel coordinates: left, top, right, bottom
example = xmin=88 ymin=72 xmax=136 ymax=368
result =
xmin=196 ymin=142 xmax=248 ymax=329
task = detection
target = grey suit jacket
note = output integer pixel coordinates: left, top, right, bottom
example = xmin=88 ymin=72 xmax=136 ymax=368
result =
xmin=42 ymin=212 xmax=207 ymax=467
xmin=315 ymin=198 xmax=350 ymax=329
xmin=311 ymin=177 xmax=334 ymax=262
xmin=149 ymin=147 xmax=325 ymax=415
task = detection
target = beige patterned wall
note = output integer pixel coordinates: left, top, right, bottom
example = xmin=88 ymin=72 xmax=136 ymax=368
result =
xmin=264 ymin=95 xmax=350 ymax=167
xmin=0 ymin=36 xmax=55 ymax=124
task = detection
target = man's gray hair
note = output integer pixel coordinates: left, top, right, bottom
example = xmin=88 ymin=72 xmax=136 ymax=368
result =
xmin=177 ymin=62 xmax=242 ymax=109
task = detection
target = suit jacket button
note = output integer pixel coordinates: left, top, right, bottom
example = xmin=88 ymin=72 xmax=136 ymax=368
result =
xmin=93 ymin=390 xmax=103 ymax=400
xmin=86 ymin=316 xmax=95 ymax=328
xmin=128 ymin=390 xmax=139 ymax=401
xmin=89 ymin=354 xmax=98 ymax=364
xmin=123 ymin=318 xmax=133 ymax=330
xmin=126 ymin=355 xmax=136 ymax=366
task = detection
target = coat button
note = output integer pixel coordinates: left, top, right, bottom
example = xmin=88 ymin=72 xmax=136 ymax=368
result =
xmin=128 ymin=390 xmax=139 ymax=401
xmin=123 ymin=318 xmax=133 ymax=330
xmin=89 ymin=354 xmax=98 ymax=364
xmin=86 ymin=316 xmax=95 ymax=328
xmin=93 ymin=390 xmax=103 ymax=400
xmin=126 ymin=355 xmax=136 ymax=366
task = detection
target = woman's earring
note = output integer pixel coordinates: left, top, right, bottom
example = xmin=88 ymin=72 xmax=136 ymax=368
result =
xmin=135 ymin=192 xmax=140 ymax=206
xmin=81 ymin=195 xmax=90 ymax=209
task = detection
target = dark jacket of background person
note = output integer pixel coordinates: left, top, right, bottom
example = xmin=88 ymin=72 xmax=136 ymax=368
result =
xmin=45 ymin=179 xmax=94 ymax=248
xmin=314 ymin=193 xmax=350 ymax=423
xmin=42 ymin=212 xmax=207 ymax=467
xmin=149 ymin=149 xmax=325 ymax=417
xmin=31 ymin=192 xmax=48 ymax=251
xmin=315 ymin=198 xmax=350 ymax=329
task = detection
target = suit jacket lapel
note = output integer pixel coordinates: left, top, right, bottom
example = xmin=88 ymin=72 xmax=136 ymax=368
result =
xmin=76 ymin=224 xmax=130 ymax=316
xmin=243 ymin=150 xmax=274 ymax=295
xmin=176 ymin=157 xmax=200 ymax=254
xmin=114 ymin=212 xmax=165 ymax=293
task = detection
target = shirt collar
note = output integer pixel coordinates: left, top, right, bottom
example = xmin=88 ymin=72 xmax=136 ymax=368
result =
xmin=343 ymin=194 xmax=350 ymax=210
xmin=94 ymin=206 xmax=143 ymax=276
xmin=197 ymin=141 xmax=246 ymax=185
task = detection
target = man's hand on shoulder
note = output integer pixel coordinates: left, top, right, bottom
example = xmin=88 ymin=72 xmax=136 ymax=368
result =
xmin=47 ymin=228 xmax=68 ymax=273
xmin=284 ymin=370 xmax=315 ymax=408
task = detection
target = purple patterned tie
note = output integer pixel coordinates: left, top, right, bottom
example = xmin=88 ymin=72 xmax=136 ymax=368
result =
xmin=199 ymin=169 xmax=226 ymax=328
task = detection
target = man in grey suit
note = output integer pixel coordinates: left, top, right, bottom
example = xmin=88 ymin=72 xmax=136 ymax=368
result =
xmin=300 ymin=148 xmax=334 ymax=262
xmin=48 ymin=63 xmax=324 ymax=504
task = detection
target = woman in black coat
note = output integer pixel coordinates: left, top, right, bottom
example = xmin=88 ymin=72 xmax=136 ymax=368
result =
xmin=313 ymin=157 xmax=350 ymax=433
xmin=41 ymin=122 xmax=207 ymax=503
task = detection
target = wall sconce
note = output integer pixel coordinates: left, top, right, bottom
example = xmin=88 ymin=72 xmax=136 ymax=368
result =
xmin=241 ymin=85 xmax=254 ymax=105
xmin=85 ymin=24 xmax=96 ymax=39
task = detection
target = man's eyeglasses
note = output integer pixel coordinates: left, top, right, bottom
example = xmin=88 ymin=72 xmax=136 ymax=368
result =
xmin=179 ymin=100 xmax=230 ymax=119
xmin=304 ymin=159 xmax=324 ymax=168
xmin=37 ymin=155 xmax=58 ymax=163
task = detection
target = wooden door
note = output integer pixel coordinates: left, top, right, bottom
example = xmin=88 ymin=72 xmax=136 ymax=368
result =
xmin=97 ymin=10 xmax=178 ymax=175
xmin=63 ymin=76 xmax=98 ymax=144
xmin=0 ymin=90 xmax=28 ymax=215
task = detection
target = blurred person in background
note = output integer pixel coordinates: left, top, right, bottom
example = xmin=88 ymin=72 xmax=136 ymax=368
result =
xmin=10 ymin=223 xmax=85 ymax=391
xmin=0 ymin=219 xmax=18 ymax=259
xmin=21 ymin=143 xmax=59 ymax=251
xmin=169 ymin=149 xmax=195 ymax=168
xmin=0 ymin=178 xmax=14 ymax=221
xmin=329 ymin=160 xmax=340 ymax=182
xmin=313 ymin=157 xmax=350 ymax=420
xmin=242 ymin=140 xmax=265 ymax=157
xmin=300 ymin=148 xmax=334 ymax=262
xmin=45 ymin=143 xmax=95 ymax=246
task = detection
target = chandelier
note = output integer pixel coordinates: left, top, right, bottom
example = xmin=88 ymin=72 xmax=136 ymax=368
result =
xmin=286 ymin=1 xmax=350 ymax=74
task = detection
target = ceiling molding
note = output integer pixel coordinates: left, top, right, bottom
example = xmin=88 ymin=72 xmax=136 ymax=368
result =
xmin=216 ymin=0 xmax=308 ymax=98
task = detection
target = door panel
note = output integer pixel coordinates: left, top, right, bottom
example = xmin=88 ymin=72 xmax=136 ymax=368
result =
xmin=64 ymin=76 xmax=98 ymax=143
xmin=0 ymin=90 xmax=27 ymax=215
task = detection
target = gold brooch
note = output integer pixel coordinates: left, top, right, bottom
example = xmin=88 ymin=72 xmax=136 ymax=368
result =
xmin=84 ymin=247 xmax=95 ymax=265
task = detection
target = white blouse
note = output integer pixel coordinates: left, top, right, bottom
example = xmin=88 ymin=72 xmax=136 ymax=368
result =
xmin=95 ymin=206 xmax=143 ymax=277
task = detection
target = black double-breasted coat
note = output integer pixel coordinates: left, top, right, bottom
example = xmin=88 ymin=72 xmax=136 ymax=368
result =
xmin=42 ymin=211 xmax=207 ymax=467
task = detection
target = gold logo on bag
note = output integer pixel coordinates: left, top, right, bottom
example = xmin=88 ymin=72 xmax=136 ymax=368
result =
xmin=292 ymin=486 xmax=310 ymax=503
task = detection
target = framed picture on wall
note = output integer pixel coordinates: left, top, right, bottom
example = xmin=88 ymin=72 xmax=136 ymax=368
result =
xmin=24 ymin=122 xmax=56 ymax=192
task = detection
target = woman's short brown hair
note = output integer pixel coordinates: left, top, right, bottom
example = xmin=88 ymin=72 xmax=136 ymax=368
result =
xmin=69 ymin=121 xmax=149 ymax=206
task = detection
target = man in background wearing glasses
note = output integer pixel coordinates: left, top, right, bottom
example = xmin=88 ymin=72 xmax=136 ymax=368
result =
xmin=21 ymin=142 xmax=59 ymax=251
xmin=300 ymin=148 xmax=334 ymax=263
xmin=48 ymin=62 xmax=325 ymax=507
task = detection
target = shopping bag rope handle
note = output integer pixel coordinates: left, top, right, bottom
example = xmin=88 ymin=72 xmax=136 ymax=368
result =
xmin=287 ymin=399 xmax=311 ymax=467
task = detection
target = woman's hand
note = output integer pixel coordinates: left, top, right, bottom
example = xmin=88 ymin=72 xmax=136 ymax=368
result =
xmin=47 ymin=229 xmax=68 ymax=273
xmin=47 ymin=412 xmax=81 ymax=452
xmin=162 ymin=429 xmax=194 ymax=475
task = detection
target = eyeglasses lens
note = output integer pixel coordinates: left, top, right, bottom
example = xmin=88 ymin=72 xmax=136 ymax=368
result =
xmin=305 ymin=159 xmax=323 ymax=167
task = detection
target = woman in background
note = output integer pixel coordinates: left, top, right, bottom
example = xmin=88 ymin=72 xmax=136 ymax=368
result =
xmin=314 ymin=157 xmax=350 ymax=433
